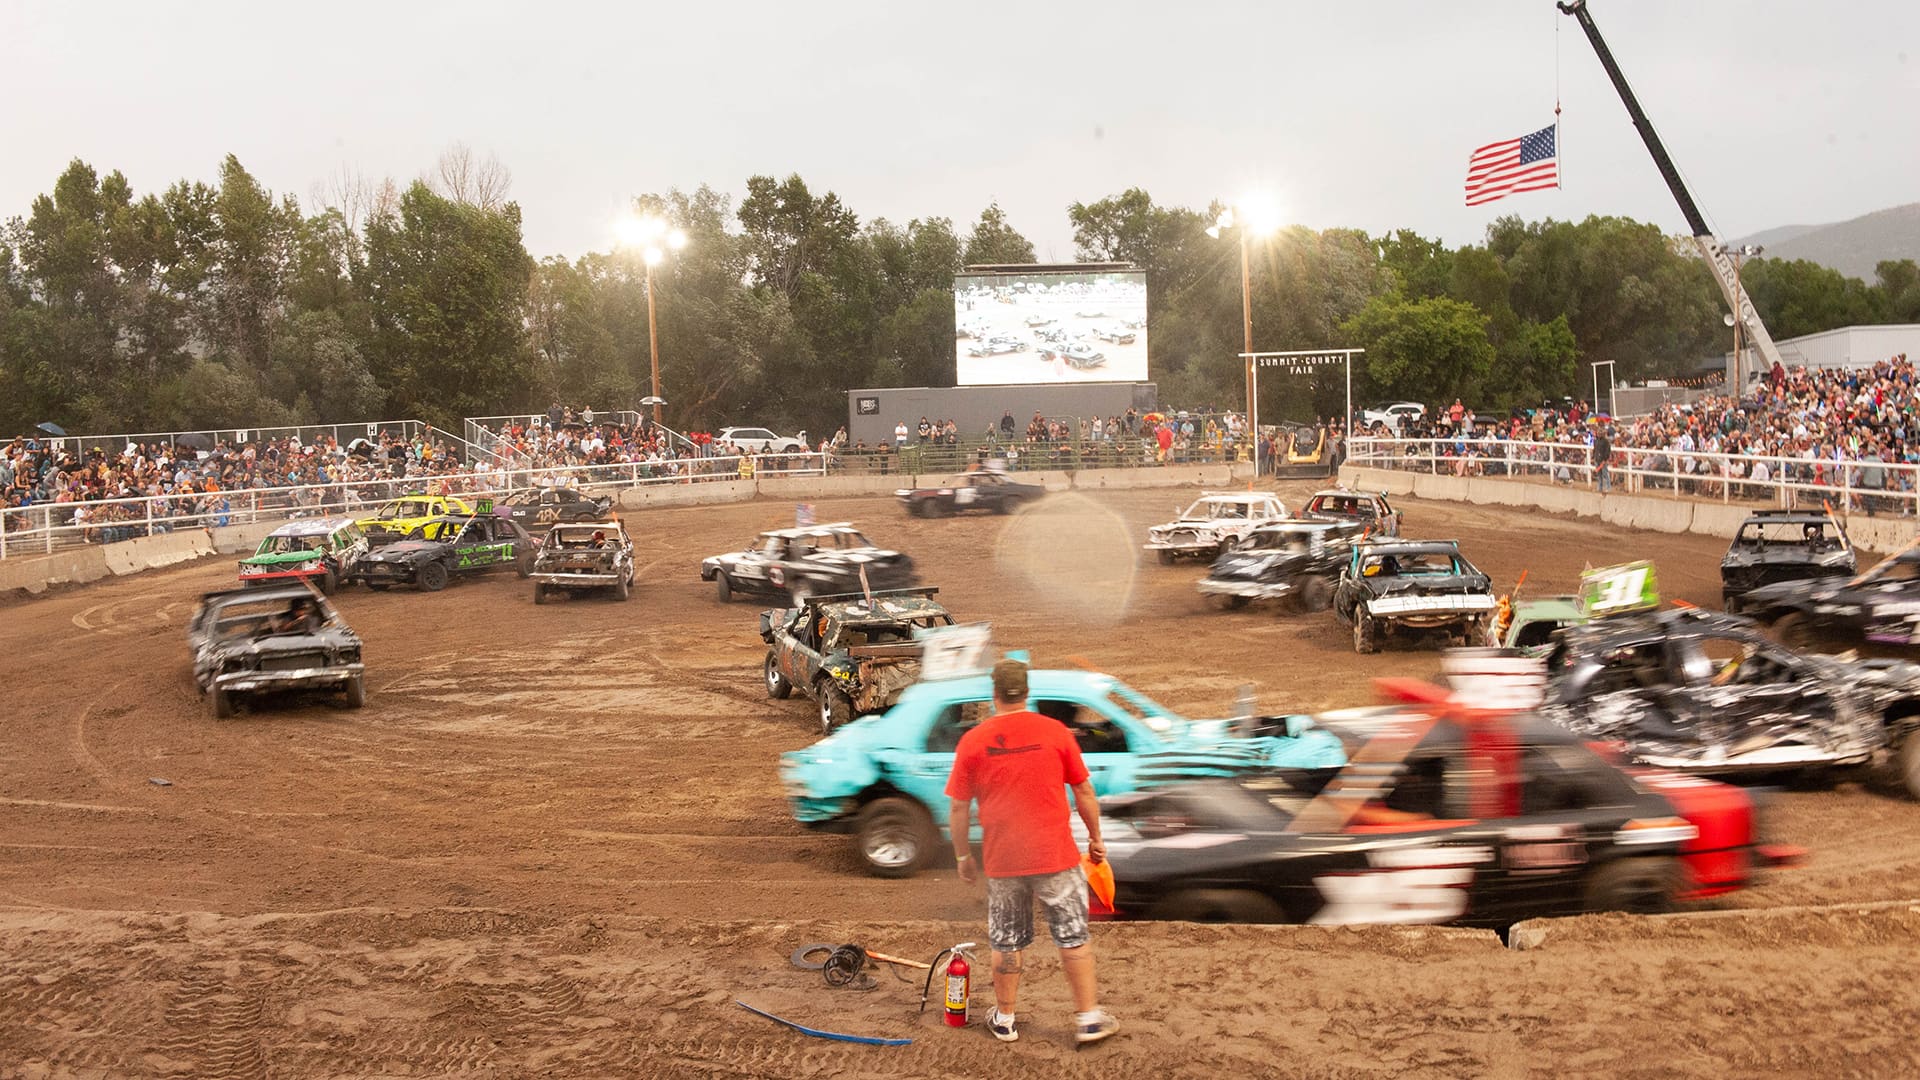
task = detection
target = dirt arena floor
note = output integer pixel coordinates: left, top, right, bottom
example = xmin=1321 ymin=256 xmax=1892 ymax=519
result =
xmin=5 ymin=482 xmax=1920 ymax=1077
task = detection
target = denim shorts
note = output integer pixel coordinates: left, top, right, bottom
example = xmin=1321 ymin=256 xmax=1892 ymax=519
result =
xmin=986 ymin=865 xmax=1089 ymax=951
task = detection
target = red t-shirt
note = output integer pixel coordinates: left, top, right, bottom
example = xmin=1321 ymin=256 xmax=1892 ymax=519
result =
xmin=945 ymin=710 xmax=1090 ymax=878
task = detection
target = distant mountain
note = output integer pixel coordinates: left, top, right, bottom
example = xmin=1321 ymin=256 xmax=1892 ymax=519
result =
xmin=1729 ymin=203 xmax=1920 ymax=282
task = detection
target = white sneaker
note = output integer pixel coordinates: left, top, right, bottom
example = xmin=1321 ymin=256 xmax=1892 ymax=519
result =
xmin=988 ymin=1011 xmax=1018 ymax=1042
xmin=1074 ymin=1011 xmax=1119 ymax=1046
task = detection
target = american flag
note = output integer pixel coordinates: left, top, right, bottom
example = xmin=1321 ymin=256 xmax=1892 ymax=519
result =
xmin=1464 ymin=124 xmax=1559 ymax=206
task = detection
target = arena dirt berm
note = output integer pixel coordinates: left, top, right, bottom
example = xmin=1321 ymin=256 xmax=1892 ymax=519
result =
xmin=4 ymin=483 xmax=1919 ymax=1076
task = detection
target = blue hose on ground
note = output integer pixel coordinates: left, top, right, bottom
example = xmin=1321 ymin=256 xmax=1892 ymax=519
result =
xmin=735 ymin=1001 xmax=912 ymax=1046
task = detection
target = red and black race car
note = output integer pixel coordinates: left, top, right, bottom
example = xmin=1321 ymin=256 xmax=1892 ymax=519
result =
xmin=1095 ymin=678 xmax=1800 ymax=928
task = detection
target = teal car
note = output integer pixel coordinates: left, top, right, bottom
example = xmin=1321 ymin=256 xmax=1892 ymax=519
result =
xmin=778 ymin=668 xmax=1348 ymax=877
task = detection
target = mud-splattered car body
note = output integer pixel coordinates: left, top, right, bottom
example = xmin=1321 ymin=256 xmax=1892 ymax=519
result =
xmin=760 ymin=588 xmax=955 ymax=732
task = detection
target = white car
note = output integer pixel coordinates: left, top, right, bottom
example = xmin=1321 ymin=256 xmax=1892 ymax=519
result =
xmin=718 ymin=427 xmax=808 ymax=454
xmin=1355 ymin=402 xmax=1426 ymax=433
xmin=1144 ymin=492 xmax=1289 ymax=564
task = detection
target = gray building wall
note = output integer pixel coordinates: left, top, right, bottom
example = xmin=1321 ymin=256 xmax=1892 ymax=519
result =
xmin=845 ymin=383 xmax=1158 ymax=446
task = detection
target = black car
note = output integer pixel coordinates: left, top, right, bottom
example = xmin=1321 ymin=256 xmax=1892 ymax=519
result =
xmin=894 ymin=470 xmax=1044 ymax=518
xmin=1099 ymin=706 xmax=1795 ymax=927
xmin=1720 ymin=510 xmax=1855 ymax=613
xmin=186 ymin=587 xmax=366 ymax=718
xmin=352 ymin=513 xmax=534 ymax=592
xmin=496 ymin=486 xmax=614 ymax=529
xmin=1538 ymin=607 xmax=1920 ymax=795
xmin=1333 ymin=540 xmax=1496 ymax=653
xmin=1197 ymin=520 xmax=1361 ymax=612
xmin=1742 ymin=548 xmax=1920 ymax=652
xmin=700 ymin=522 xmax=917 ymax=604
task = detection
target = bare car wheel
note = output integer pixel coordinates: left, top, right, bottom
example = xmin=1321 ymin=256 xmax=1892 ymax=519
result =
xmin=765 ymin=653 xmax=792 ymax=699
xmin=856 ymin=797 xmax=936 ymax=878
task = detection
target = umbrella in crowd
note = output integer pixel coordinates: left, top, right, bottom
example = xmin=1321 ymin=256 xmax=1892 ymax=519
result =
xmin=176 ymin=432 xmax=215 ymax=451
xmin=36 ymin=422 xmax=67 ymax=437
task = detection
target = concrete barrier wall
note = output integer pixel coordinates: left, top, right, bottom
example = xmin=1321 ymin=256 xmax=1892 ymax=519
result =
xmin=1341 ymin=464 xmax=1914 ymax=553
xmin=0 ymin=546 xmax=111 ymax=595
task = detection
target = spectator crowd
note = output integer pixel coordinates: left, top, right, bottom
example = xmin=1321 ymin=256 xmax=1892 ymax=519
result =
xmin=1356 ymin=355 xmax=1918 ymax=511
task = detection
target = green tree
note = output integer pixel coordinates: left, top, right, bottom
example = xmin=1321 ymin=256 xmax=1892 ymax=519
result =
xmin=961 ymin=203 xmax=1036 ymax=265
xmin=1339 ymin=295 xmax=1496 ymax=406
xmin=362 ymin=181 xmax=533 ymax=427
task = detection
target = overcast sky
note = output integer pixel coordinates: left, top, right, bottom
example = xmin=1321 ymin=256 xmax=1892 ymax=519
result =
xmin=6 ymin=0 xmax=1915 ymax=262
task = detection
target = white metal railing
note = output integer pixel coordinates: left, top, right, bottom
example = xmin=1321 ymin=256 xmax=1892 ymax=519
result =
xmin=463 ymin=410 xmax=651 ymax=464
xmin=0 ymin=452 xmax=826 ymax=561
xmin=1347 ymin=436 xmax=1920 ymax=516
xmin=43 ymin=420 xmax=430 ymax=458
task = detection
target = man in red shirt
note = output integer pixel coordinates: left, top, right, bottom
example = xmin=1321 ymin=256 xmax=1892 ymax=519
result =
xmin=946 ymin=660 xmax=1118 ymax=1047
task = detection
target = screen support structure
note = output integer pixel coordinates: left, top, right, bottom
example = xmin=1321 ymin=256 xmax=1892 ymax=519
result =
xmin=1239 ymin=349 xmax=1364 ymax=473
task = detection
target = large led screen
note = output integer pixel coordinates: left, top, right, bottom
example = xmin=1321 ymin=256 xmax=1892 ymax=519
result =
xmin=954 ymin=270 xmax=1147 ymax=385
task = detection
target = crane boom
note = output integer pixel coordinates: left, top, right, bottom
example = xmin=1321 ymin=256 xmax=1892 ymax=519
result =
xmin=1557 ymin=0 xmax=1784 ymax=377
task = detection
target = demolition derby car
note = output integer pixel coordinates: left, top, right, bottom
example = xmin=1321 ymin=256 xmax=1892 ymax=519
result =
xmin=762 ymin=588 xmax=955 ymax=732
xmin=1098 ymin=688 xmax=1798 ymax=927
xmin=356 ymin=493 xmax=476 ymax=545
xmin=1197 ymin=519 xmax=1363 ymax=611
xmin=530 ymin=520 xmax=636 ymax=603
xmin=1334 ymin=540 xmax=1496 ymax=653
xmin=779 ymin=667 xmax=1347 ymax=877
xmin=1538 ymin=606 xmax=1920 ymax=797
xmin=1300 ymin=488 xmax=1402 ymax=538
xmin=352 ymin=510 xmax=534 ymax=591
xmin=895 ymin=468 xmax=1045 ymax=518
xmin=1144 ymin=492 xmax=1289 ymax=564
xmin=495 ymin=486 xmax=614 ymax=530
xmin=1720 ymin=510 xmax=1855 ymax=614
xmin=1740 ymin=547 xmax=1920 ymax=653
xmin=187 ymin=587 xmax=366 ymax=718
xmin=702 ymin=523 xmax=917 ymax=604
xmin=237 ymin=517 xmax=369 ymax=594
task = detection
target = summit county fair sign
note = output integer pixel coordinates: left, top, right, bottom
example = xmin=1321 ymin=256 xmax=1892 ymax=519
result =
xmin=1239 ymin=349 xmax=1365 ymax=449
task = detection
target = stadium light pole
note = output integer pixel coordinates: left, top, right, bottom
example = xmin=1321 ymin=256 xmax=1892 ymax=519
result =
xmin=1207 ymin=193 xmax=1283 ymax=470
xmin=614 ymin=213 xmax=690 ymax=425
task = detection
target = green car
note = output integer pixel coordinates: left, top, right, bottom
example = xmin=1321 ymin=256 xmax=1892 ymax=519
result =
xmin=351 ymin=511 xmax=533 ymax=592
xmin=237 ymin=517 xmax=369 ymax=594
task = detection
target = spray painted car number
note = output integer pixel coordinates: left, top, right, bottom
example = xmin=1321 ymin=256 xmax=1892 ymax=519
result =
xmin=1309 ymin=846 xmax=1492 ymax=925
xmin=457 ymin=543 xmax=512 ymax=569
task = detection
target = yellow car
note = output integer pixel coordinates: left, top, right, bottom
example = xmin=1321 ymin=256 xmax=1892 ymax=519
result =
xmin=357 ymin=493 xmax=475 ymax=545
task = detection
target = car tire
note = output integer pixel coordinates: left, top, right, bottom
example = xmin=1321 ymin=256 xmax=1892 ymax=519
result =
xmin=1898 ymin=730 xmax=1920 ymax=801
xmin=715 ymin=572 xmax=734 ymax=603
xmin=1584 ymin=856 xmax=1679 ymax=915
xmin=1298 ymin=577 xmax=1333 ymax=613
xmin=1218 ymin=594 xmax=1249 ymax=611
xmin=344 ymin=674 xmax=366 ymax=710
xmin=210 ymin=687 xmax=235 ymax=720
xmin=516 ymin=550 xmax=533 ymax=579
xmin=766 ymin=653 xmax=793 ymax=699
xmin=818 ymin=681 xmax=852 ymax=734
xmin=1157 ymin=550 xmax=1175 ymax=566
xmin=1154 ymin=888 xmax=1286 ymax=924
xmin=533 ymin=583 xmax=549 ymax=605
xmin=1354 ymin=611 xmax=1378 ymax=654
xmin=614 ymin=573 xmax=631 ymax=602
xmin=856 ymin=797 xmax=937 ymax=878
xmin=417 ymin=560 xmax=449 ymax=592
xmin=319 ymin=567 xmax=338 ymax=595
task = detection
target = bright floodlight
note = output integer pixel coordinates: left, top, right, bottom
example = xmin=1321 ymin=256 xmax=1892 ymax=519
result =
xmin=1238 ymin=191 xmax=1283 ymax=235
xmin=643 ymin=247 xmax=665 ymax=266
xmin=615 ymin=213 xmax=669 ymax=249
xmin=668 ymin=228 xmax=689 ymax=251
xmin=1215 ymin=209 xmax=1235 ymax=231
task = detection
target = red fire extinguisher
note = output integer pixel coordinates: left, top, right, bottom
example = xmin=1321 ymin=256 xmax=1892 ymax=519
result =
xmin=921 ymin=942 xmax=978 ymax=1027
